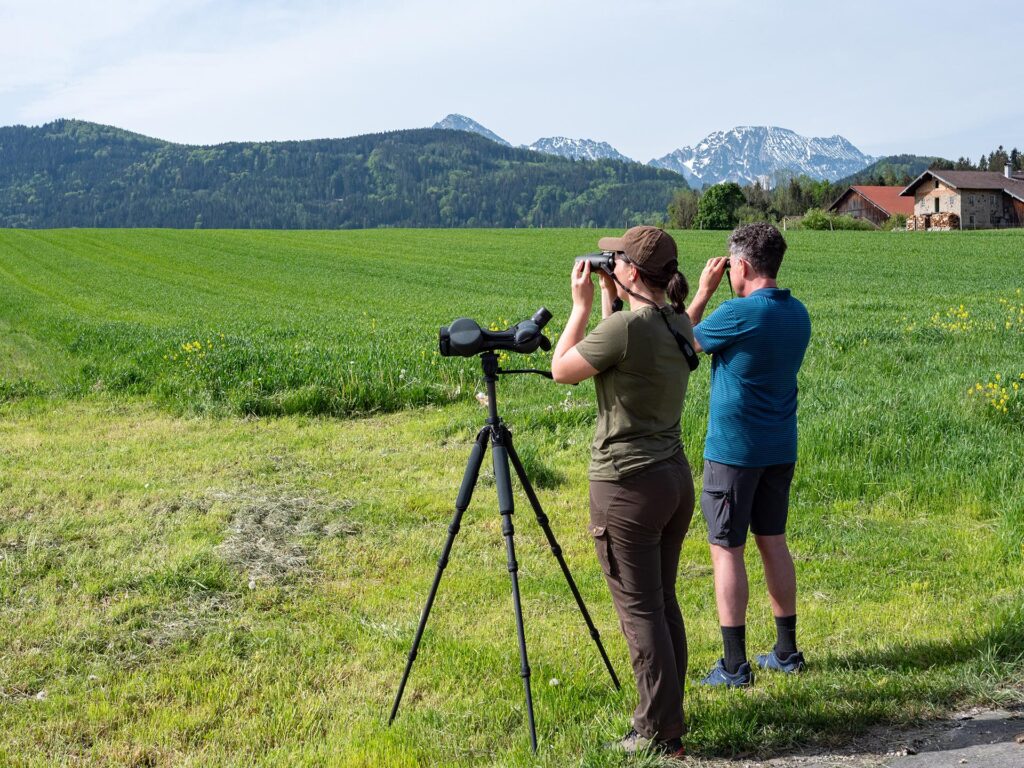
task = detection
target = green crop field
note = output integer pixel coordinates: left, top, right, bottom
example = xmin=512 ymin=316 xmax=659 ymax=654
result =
xmin=1 ymin=228 xmax=1023 ymax=767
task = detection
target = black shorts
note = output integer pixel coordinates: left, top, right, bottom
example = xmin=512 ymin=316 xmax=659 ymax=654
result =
xmin=700 ymin=459 xmax=795 ymax=548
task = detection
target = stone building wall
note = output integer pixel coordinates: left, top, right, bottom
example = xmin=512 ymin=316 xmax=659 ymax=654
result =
xmin=913 ymin=180 xmax=960 ymax=218
xmin=960 ymin=189 xmax=1012 ymax=228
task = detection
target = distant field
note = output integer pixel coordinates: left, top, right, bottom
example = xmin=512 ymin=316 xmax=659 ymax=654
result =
xmin=1 ymin=229 xmax=1023 ymax=766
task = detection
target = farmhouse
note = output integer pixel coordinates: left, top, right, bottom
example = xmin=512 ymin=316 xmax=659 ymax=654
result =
xmin=900 ymin=164 xmax=1024 ymax=230
xmin=827 ymin=185 xmax=915 ymax=227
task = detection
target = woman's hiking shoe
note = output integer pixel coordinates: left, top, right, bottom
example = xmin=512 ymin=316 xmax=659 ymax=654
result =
xmin=700 ymin=658 xmax=753 ymax=687
xmin=756 ymin=649 xmax=806 ymax=673
xmin=615 ymin=727 xmax=686 ymax=760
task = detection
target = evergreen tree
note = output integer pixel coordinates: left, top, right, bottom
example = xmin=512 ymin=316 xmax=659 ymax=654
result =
xmin=988 ymin=145 xmax=1009 ymax=172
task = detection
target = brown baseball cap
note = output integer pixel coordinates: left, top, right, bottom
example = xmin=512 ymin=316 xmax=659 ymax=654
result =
xmin=598 ymin=226 xmax=677 ymax=273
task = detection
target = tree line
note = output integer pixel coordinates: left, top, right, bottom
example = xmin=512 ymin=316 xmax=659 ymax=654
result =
xmin=666 ymin=145 xmax=1023 ymax=230
xmin=0 ymin=120 xmax=686 ymax=229
xmin=3 ymin=120 xmax=1017 ymax=232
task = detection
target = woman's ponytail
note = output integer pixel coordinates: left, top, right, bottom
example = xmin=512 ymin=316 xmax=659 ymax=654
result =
xmin=632 ymin=259 xmax=689 ymax=314
xmin=667 ymin=270 xmax=689 ymax=314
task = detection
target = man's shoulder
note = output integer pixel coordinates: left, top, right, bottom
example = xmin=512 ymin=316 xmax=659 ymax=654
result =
xmin=782 ymin=293 xmax=810 ymax=324
xmin=746 ymin=289 xmax=808 ymax=317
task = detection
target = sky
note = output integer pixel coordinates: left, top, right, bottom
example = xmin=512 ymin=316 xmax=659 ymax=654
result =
xmin=2 ymin=0 xmax=1021 ymax=163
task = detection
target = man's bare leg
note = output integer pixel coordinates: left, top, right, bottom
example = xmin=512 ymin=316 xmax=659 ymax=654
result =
xmin=710 ymin=544 xmax=749 ymax=673
xmin=755 ymin=533 xmax=799 ymax=660
xmin=754 ymin=533 xmax=796 ymax=617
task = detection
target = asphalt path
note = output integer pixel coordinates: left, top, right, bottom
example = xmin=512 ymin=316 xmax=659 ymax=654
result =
xmin=687 ymin=704 xmax=1024 ymax=768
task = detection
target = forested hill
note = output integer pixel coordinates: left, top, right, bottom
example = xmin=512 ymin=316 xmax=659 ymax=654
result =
xmin=0 ymin=119 xmax=688 ymax=229
xmin=834 ymin=154 xmax=940 ymax=187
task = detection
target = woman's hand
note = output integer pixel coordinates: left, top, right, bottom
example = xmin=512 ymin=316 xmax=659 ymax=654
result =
xmin=553 ymin=261 xmax=601 ymax=384
xmin=598 ymin=268 xmax=617 ymax=318
xmin=571 ymin=259 xmax=595 ymax=311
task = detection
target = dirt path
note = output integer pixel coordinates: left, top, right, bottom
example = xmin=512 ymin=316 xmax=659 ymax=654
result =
xmin=687 ymin=704 xmax=1024 ymax=768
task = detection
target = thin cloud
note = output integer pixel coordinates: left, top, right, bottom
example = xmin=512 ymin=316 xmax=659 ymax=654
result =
xmin=2 ymin=0 xmax=1021 ymax=160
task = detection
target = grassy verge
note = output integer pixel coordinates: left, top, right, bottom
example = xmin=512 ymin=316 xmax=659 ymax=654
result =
xmin=1 ymin=395 xmax=1021 ymax=766
xmin=2 ymin=229 xmax=1023 ymax=764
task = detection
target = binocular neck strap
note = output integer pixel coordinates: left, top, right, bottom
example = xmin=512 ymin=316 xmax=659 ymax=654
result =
xmin=610 ymin=273 xmax=659 ymax=311
xmin=609 ymin=274 xmax=699 ymax=373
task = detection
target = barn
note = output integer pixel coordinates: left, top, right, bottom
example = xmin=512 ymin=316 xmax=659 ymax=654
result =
xmin=827 ymin=185 xmax=915 ymax=227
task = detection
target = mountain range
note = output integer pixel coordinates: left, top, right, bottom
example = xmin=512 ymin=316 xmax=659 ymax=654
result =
xmin=432 ymin=114 xmax=875 ymax=186
xmin=649 ymin=126 xmax=874 ymax=187
xmin=0 ymin=115 xmax=924 ymax=230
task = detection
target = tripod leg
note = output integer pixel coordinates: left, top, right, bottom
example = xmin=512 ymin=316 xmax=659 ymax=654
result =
xmin=389 ymin=426 xmax=489 ymax=726
xmin=503 ymin=428 xmax=621 ymax=691
xmin=492 ymin=436 xmax=538 ymax=754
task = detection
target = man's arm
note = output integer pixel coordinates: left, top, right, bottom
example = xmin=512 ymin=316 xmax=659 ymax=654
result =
xmin=686 ymin=257 xmax=729 ymax=352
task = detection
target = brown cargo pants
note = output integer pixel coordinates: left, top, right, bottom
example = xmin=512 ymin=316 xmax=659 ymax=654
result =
xmin=588 ymin=450 xmax=695 ymax=740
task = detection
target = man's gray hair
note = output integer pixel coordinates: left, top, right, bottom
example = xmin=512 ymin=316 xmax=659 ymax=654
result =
xmin=728 ymin=222 xmax=787 ymax=278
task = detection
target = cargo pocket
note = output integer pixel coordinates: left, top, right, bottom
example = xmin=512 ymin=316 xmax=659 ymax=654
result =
xmin=589 ymin=523 xmax=618 ymax=580
xmin=588 ymin=482 xmax=619 ymax=580
xmin=700 ymin=486 xmax=733 ymax=544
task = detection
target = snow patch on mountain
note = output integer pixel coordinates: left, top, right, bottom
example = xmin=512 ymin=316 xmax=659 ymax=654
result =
xmin=526 ymin=136 xmax=633 ymax=163
xmin=650 ymin=126 xmax=873 ymax=187
xmin=432 ymin=114 xmax=510 ymax=146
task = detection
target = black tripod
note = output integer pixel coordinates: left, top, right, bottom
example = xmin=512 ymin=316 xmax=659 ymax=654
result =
xmin=388 ymin=351 xmax=620 ymax=752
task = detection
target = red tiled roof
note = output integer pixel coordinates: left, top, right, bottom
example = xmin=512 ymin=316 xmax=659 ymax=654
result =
xmin=849 ymin=186 xmax=915 ymax=216
xmin=829 ymin=185 xmax=915 ymax=216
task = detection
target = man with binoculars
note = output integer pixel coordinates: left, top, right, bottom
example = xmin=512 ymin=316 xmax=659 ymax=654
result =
xmin=685 ymin=222 xmax=812 ymax=687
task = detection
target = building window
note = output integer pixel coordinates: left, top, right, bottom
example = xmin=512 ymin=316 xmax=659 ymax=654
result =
xmin=934 ymin=197 xmax=940 ymax=213
xmin=969 ymin=214 xmax=975 ymax=225
xmin=969 ymin=194 xmax=975 ymax=204
xmin=934 ymin=180 xmax=940 ymax=189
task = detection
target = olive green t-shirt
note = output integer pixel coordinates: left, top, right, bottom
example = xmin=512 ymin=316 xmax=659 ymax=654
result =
xmin=575 ymin=305 xmax=695 ymax=481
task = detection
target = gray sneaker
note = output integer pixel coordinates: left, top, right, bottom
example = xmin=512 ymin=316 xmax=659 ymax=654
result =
xmin=756 ymin=649 xmax=806 ymax=673
xmin=700 ymin=658 xmax=754 ymax=687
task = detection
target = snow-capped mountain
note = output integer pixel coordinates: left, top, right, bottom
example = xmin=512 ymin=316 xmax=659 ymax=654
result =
xmin=649 ymin=126 xmax=874 ymax=187
xmin=432 ymin=114 xmax=510 ymax=146
xmin=526 ymin=136 xmax=632 ymax=163
xmin=430 ymin=116 xmax=874 ymax=187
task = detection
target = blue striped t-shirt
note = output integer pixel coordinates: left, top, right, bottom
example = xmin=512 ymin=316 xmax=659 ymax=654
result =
xmin=693 ymin=288 xmax=811 ymax=467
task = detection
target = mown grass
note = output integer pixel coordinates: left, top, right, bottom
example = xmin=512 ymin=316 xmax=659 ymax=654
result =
xmin=1 ymin=229 xmax=1023 ymax=766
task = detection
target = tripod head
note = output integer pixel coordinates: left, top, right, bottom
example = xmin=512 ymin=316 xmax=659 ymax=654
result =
xmin=478 ymin=350 xmax=552 ymax=381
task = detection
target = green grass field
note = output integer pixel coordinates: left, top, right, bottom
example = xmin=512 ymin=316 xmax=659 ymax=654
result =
xmin=1 ymin=228 xmax=1023 ymax=766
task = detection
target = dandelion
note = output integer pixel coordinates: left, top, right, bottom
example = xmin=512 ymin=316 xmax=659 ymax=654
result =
xmin=969 ymin=372 xmax=1022 ymax=420
xmin=931 ymin=304 xmax=973 ymax=333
